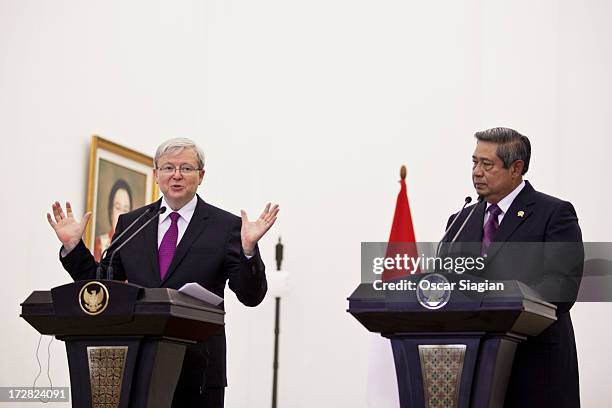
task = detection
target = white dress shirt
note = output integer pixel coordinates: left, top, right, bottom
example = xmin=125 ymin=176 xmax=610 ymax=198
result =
xmin=157 ymin=195 xmax=197 ymax=248
xmin=484 ymin=180 xmax=526 ymax=226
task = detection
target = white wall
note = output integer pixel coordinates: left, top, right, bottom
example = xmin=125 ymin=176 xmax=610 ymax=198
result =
xmin=1 ymin=1 xmax=611 ymax=407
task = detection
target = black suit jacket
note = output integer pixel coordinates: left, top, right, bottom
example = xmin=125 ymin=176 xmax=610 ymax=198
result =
xmin=61 ymin=196 xmax=267 ymax=389
xmin=442 ymin=181 xmax=583 ymax=407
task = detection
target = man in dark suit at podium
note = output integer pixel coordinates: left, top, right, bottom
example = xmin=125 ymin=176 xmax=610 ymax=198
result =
xmin=443 ymin=127 xmax=583 ymax=407
xmin=47 ymin=138 xmax=279 ymax=408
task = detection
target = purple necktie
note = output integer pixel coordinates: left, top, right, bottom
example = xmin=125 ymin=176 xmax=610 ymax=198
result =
xmin=482 ymin=204 xmax=503 ymax=255
xmin=159 ymin=212 xmax=180 ymax=280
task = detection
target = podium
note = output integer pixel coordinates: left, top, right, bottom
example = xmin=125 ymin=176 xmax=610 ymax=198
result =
xmin=348 ymin=276 xmax=557 ymax=408
xmin=21 ymin=280 xmax=224 ymax=408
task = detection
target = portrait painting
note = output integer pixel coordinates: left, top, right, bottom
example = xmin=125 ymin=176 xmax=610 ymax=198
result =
xmin=85 ymin=136 xmax=158 ymax=261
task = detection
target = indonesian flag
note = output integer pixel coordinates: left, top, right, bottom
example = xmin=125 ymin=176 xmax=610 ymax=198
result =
xmin=382 ymin=165 xmax=420 ymax=280
xmin=368 ymin=165 xmax=419 ymax=408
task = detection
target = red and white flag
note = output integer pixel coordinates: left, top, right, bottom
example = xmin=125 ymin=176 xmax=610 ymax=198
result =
xmin=382 ymin=165 xmax=420 ymax=280
xmin=368 ymin=165 xmax=418 ymax=407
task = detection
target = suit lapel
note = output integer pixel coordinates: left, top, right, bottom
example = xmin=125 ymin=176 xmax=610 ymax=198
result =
xmin=486 ymin=182 xmax=536 ymax=261
xmin=161 ymin=197 xmax=210 ymax=285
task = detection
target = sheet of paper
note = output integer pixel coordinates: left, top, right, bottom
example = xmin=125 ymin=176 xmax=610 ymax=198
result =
xmin=178 ymin=282 xmax=223 ymax=306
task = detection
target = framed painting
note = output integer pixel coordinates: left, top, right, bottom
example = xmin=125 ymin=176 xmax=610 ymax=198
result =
xmin=85 ymin=135 xmax=159 ymax=261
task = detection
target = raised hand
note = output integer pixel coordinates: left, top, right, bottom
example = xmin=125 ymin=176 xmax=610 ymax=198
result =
xmin=240 ymin=203 xmax=280 ymax=255
xmin=47 ymin=201 xmax=92 ymax=253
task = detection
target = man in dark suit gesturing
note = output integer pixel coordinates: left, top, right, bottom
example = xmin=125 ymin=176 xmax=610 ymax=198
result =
xmin=443 ymin=128 xmax=583 ymax=407
xmin=47 ymin=138 xmax=279 ymax=408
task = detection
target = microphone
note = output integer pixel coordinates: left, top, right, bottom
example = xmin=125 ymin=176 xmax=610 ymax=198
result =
xmin=96 ymin=207 xmax=155 ymax=279
xmin=435 ymin=196 xmax=472 ymax=258
xmin=105 ymin=206 xmax=167 ymax=280
xmin=450 ymin=196 xmax=483 ymax=244
xmin=439 ymin=196 xmax=484 ymax=262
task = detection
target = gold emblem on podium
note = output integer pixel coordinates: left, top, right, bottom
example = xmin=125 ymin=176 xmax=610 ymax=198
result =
xmin=79 ymin=281 xmax=110 ymax=315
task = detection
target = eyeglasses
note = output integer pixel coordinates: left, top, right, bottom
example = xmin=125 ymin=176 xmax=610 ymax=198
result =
xmin=157 ymin=164 xmax=202 ymax=175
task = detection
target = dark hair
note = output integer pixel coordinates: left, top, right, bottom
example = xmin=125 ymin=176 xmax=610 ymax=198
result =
xmin=107 ymin=179 xmax=133 ymax=225
xmin=474 ymin=127 xmax=531 ymax=174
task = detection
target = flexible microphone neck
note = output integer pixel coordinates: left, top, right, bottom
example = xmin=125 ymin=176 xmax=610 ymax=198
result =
xmin=96 ymin=207 xmax=155 ymax=279
xmin=439 ymin=196 xmax=483 ymax=261
xmin=435 ymin=196 xmax=472 ymax=258
xmin=450 ymin=196 xmax=483 ymax=244
xmin=105 ymin=206 xmax=167 ymax=280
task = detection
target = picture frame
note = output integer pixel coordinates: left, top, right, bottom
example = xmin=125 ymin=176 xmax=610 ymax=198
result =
xmin=85 ymin=135 xmax=159 ymax=261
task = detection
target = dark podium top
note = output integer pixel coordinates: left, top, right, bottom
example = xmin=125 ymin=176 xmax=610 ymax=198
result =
xmin=348 ymin=278 xmax=556 ymax=336
xmin=21 ymin=280 xmax=224 ymax=341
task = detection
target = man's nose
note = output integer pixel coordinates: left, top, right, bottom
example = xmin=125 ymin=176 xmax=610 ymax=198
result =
xmin=171 ymin=169 xmax=184 ymax=179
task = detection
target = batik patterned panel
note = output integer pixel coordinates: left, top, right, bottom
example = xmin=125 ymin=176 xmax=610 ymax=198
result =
xmin=418 ymin=344 xmax=466 ymax=408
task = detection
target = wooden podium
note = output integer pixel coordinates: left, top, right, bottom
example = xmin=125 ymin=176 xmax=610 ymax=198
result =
xmin=348 ymin=276 xmax=557 ymax=408
xmin=21 ymin=280 xmax=224 ymax=408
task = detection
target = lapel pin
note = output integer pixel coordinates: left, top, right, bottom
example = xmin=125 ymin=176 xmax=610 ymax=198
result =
xmin=517 ymin=210 xmax=525 ymax=217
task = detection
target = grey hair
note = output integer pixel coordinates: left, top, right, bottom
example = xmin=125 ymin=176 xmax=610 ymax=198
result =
xmin=474 ymin=127 xmax=531 ymax=174
xmin=154 ymin=138 xmax=205 ymax=169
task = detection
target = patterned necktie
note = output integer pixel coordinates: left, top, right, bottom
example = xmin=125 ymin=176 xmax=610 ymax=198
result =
xmin=482 ymin=204 xmax=503 ymax=255
xmin=159 ymin=212 xmax=180 ymax=280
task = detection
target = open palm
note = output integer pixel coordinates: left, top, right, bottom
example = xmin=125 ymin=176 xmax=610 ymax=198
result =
xmin=47 ymin=201 xmax=91 ymax=252
xmin=240 ymin=203 xmax=280 ymax=255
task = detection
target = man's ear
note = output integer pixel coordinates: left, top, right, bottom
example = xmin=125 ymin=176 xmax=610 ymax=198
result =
xmin=153 ymin=168 xmax=160 ymax=185
xmin=198 ymin=169 xmax=205 ymax=185
xmin=511 ymin=160 xmax=525 ymax=177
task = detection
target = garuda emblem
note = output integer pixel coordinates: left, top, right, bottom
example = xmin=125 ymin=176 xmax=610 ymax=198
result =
xmin=79 ymin=281 xmax=109 ymax=315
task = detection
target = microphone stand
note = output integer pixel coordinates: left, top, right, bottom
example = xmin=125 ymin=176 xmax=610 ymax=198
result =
xmin=106 ymin=206 xmax=166 ymax=280
xmin=96 ymin=207 xmax=154 ymax=279
xmin=443 ymin=196 xmax=484 ymax=260
xmin=435 ymin=196 xmax=472 ymax=258
xmin=271 ymin=237 xmax=283 ymax=408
